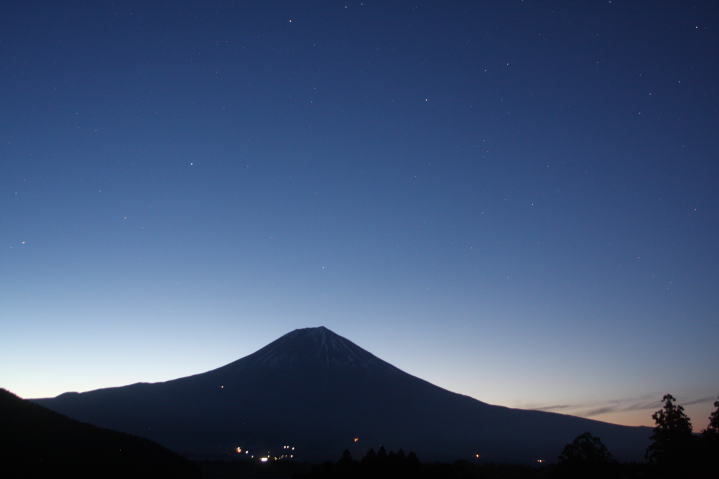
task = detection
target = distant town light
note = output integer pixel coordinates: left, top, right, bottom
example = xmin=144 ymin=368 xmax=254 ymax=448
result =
xmin=536 ymin=459 xmax=545 ymax=464
xmin=474 ymin=453 xmax=481 ymax=459
xmin=353 ymin=437 xmax=360 ymax=443
xmin=235 ymin=446 xmax=242 ymax=453
xmin=260 ymin=457 xmax=269 ymax=463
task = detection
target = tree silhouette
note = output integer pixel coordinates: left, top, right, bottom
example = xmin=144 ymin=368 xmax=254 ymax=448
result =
xmin=377 ymin=446 xmax=387 ymax=459
xmin=700 ymin=398 xmax=719 ymax=469
xmin=338 ymin=449 xmax=353 ymax=466
xmin=646 ymin=394 xmax=694 ymax=466
xmin=556 ymin=432 xmax=614 ymax=478
xmin=704 ymin=397 xmax=719 ymax=437
xmin=558 ymin=432 xmax=613 ymax=465
xmin=361 ymin=448 xmax=376 ymax=466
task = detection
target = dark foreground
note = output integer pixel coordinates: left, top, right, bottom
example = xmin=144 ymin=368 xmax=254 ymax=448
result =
xmin=3 ymin=455 xmax=701 ymax=479
xmin=194 ymin=457 xmax=677 ymax=479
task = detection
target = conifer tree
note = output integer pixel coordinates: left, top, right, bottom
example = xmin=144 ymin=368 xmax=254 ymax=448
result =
xmin=704 ymin=398 xmax=719 ymax=437
xmin=646 ymin=394 xmax=694 ymax=465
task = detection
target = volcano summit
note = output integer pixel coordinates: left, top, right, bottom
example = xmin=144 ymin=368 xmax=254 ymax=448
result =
xmin=34 ymin=326 xmax=649 ymax=462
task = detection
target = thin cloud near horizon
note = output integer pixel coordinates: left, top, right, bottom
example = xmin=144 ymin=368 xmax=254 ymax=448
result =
xmin=522 ymin=395 xmax=716 ymax=418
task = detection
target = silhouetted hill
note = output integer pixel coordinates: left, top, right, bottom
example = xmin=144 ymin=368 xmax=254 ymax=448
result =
xmin=34 ymin=326 xmax=651 ymax=462
xmin=0 ymin=388 xmax=197 ymax=477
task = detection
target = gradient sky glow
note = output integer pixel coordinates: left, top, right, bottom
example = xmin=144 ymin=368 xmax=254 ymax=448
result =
xmin=1 ymin=1 xmax=718 ymax=431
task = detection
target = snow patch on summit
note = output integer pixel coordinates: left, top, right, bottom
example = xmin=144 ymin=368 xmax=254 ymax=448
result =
xmin=248 ymin=326 xmax=390 ymax=370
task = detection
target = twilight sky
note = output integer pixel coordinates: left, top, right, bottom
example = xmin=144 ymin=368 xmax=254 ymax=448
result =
xmin=1 ymin=0 xmax=717 ymax=431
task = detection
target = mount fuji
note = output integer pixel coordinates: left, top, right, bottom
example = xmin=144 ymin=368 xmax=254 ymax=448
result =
xmin=33 ymin=326 xmax=650 ymax=462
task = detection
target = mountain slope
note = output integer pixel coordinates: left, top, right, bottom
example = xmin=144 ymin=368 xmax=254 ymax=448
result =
xmin=0 ymin=388 xmax=197 ymax=477
xmin=33 ymin=327 xmax=650 ymax=462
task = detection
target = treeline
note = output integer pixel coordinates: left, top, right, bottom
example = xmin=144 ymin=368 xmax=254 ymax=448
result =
xmin=304 ymin=447 xmax=542 ymax=479
xmin=299 ymin=394 xmax=719 ymax=479
xmin=303 ymin=447 xmax=622 ymax=479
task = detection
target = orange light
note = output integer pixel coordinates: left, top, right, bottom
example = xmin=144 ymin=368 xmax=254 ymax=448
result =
xmin=353 ymin=437 xmax=360 ymax=443
xmin=474 ymin=453 xmax=481 ymax=459
xmin=236 ymin=447 xmax=242 ymax=454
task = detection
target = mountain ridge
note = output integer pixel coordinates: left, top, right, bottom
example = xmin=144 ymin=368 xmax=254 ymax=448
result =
xmin=33 ymin=326 xmax=651 ymax=463
xmin=0 ymin=388 xmax=197 ymax=476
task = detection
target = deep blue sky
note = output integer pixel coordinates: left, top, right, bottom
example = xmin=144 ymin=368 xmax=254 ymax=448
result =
xmin=2 ymin=0 xmax=717 ymax=429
